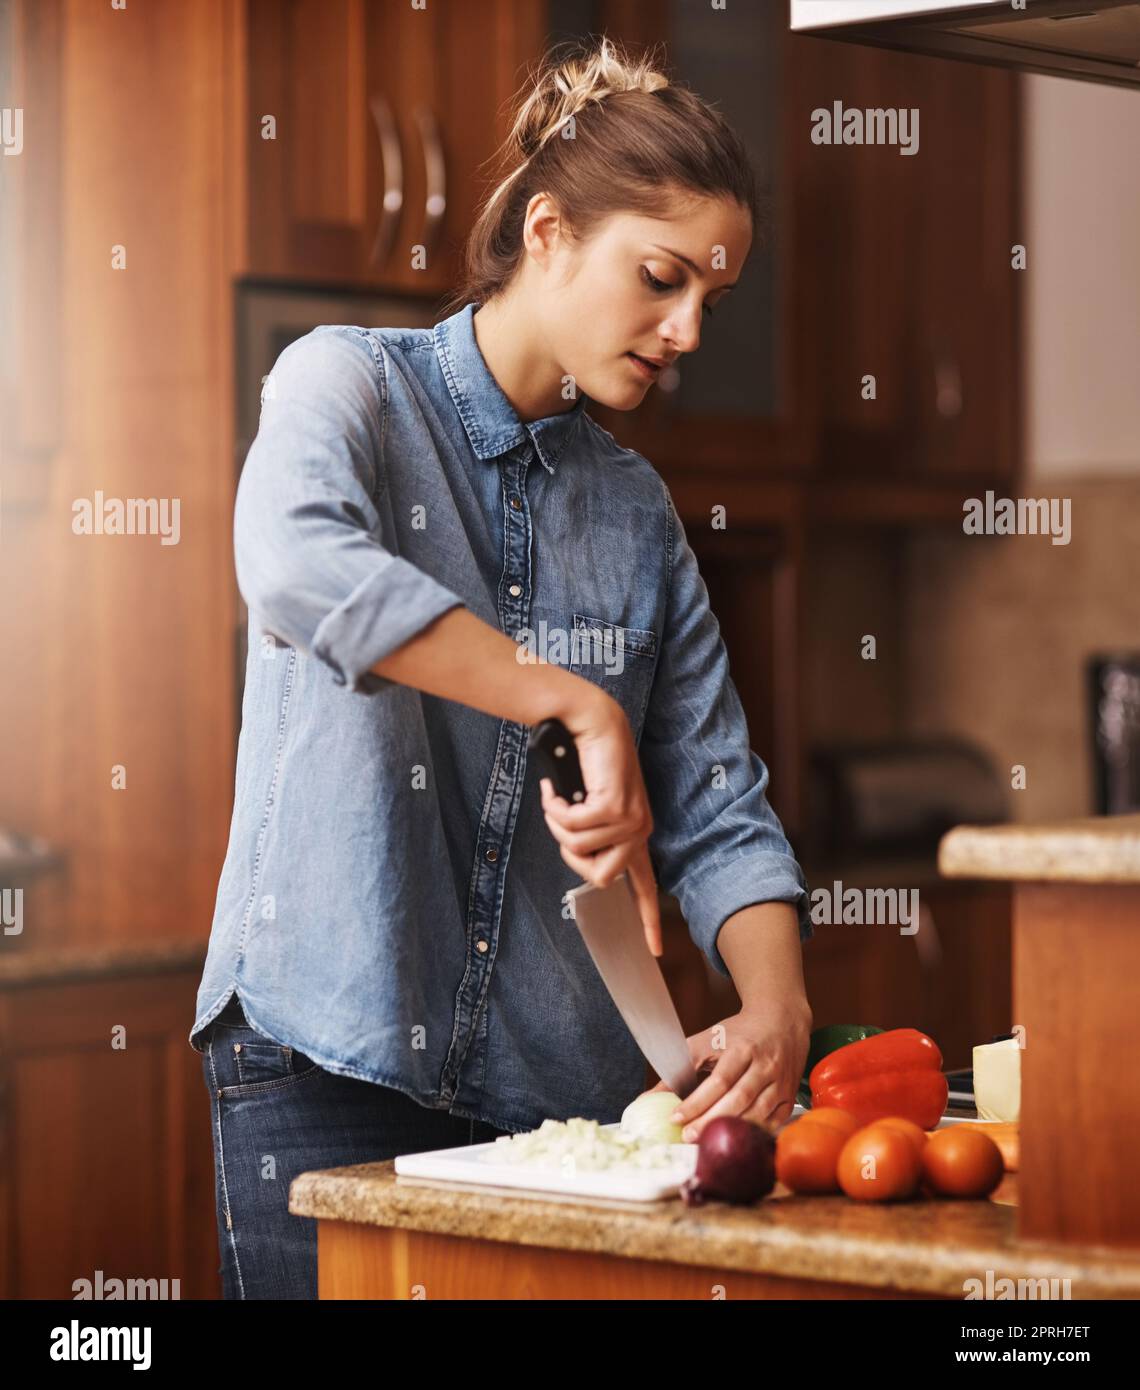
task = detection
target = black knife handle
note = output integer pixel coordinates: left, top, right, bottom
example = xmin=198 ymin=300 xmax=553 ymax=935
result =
xmin=527 ymin=718 xmax=587 ymax=804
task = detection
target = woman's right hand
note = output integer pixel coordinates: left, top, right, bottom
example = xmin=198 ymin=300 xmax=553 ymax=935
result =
xmin=368 ymin=609 xmax=662 ymax=959
xmin=538 ymin=690 xmax=663 ymax=958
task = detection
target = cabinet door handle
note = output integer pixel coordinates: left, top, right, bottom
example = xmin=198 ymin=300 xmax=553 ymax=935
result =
xmin=369 ymin=93 xmax=404 ymax=268
xmin=412 ymin=102 xmax=447 ymax=265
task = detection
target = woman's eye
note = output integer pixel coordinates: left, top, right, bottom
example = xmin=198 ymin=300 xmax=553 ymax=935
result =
xmin=641 ymin=267 xmax=674 ymax=294
xmin=641 ymin=266 xmax=715 ymax=318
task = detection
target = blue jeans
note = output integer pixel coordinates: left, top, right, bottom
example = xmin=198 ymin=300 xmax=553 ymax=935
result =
xmin=199 ymin=994 xmax=512 ymax=1299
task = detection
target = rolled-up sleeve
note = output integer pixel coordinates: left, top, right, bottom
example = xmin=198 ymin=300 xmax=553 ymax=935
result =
xmin=235 ymin=325 xmax=466 ymax=694
xmin=641 ymin=487 xmax=813 ymax=977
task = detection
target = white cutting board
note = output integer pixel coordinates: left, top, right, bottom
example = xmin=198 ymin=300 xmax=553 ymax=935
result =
xmin=393 ymin=1106 xmax=994 ymax=1205
xmin=394 ymin=1122 xmax=696 ymax=1203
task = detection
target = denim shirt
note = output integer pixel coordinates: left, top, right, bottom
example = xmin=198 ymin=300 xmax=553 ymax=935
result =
xmin=189 ymin=302 xmax=812 ymax=1135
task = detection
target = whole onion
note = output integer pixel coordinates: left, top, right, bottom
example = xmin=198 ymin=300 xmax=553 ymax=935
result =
xmin=680 ymin=1117 xmax=776 ymax=1207
xmin=620 ymin=1090 xmax=684 ymax=1144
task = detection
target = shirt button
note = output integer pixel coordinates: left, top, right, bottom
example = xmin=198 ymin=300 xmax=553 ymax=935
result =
xmin=509 ymin=496 xmax=522 ymax=511
xmin=476 ymin=939 xmax=489 ymax=954
xmin=485 ymin=848 xmax=499 ymax=863
xmin=508 ymin=583 xmax=522 ymax=597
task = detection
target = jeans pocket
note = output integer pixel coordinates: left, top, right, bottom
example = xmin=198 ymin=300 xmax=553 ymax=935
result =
xmin=215 ymin=1025 xmax=321 ymax=1097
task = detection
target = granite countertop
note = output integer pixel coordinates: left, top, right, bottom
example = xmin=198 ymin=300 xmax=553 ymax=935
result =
xmin=939 ymin=813 xmax=1140 ymax=884
xmin=288 ymin=1163 xmax=1140 ymax=1299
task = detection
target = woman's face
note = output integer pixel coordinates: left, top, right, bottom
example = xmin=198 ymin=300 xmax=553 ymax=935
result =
xmin=540 ymin=192 xmax=753 ymax=410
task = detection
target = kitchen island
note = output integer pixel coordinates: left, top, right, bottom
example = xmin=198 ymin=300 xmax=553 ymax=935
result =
xmin=940 ymin=812 xmax=1140 ymax=1249
xmin=288 ymin=1161 xmax=1140 ymax=1300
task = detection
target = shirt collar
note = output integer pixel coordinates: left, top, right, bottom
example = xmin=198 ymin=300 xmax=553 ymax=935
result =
xmin=433 ymin=302 xmax=588 ymax=476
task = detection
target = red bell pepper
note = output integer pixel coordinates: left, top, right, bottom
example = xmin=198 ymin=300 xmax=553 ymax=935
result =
xmin=809 ymin=1027 xmax=948 ymax=1130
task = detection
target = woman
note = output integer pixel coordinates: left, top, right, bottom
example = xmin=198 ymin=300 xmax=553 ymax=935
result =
xmin=190 ymin=35 xmax=813 ymax=1300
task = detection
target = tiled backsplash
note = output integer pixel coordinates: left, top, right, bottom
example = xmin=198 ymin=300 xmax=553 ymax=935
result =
xmin=901 ymin=478 xmax=1140 ymax=822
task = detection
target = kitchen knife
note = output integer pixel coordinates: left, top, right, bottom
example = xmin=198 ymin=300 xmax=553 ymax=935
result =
xmin=528 ymin=717 xmax=706 ymax=1101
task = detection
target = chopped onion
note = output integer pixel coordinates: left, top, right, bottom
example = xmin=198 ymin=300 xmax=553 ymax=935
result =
xmin=487 ymin=1116 xmax=677 ymax=1171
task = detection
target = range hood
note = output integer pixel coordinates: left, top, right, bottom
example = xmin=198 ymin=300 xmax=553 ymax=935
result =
xmin=790 ymin=0 xmax=1140 ymax=88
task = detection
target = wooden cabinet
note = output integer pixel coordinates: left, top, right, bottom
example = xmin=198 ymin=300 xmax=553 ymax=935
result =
xmin=792 ymin=37 xmax=1022 ymax=488
xmin=0 ymin=957 xmax=217 ymax=1299
xmin=244 ymin=0 xmax=375 ymax=283
xmin=244 ymin=0 xmax=544 ymax=290
xmin=686 ymin=519 xmax=805 ymax=838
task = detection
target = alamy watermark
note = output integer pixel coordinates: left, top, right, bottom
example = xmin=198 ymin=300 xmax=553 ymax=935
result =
xmin=515 ymin=621 xmax=625 ymax=676
xmin=72 ymin=1269 xmax=180 ymax=1300
xmin=811 ymin=101 xmax=919 ymax=157
xmin=50 ymin=1321 xmax=151 ymax=1370
xmin=810 ymin=880 xmax=919 ymax=936
xmin=963 ymin=491 xmax=1071 ymax=545
xmin=962 ymin=1270 xmax=1072 ymax=1300
xmin=72 ymin=492 xmax=181 ymax=545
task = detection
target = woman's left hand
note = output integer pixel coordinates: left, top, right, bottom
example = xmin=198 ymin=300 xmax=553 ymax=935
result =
xmin=650 ymin=1002 xmax=812 ymax=1142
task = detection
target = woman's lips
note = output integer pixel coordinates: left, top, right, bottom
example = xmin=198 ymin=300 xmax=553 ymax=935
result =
xmin=627 ymin=353 xmax=661 ymax=379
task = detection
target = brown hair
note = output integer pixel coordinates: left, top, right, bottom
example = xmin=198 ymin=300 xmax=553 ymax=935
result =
xmin=439 ymin=34 xmax=760 ymax=318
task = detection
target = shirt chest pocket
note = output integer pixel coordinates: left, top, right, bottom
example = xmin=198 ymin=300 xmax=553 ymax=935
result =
xmin=568 ymin=612 xmax=658 ymax=738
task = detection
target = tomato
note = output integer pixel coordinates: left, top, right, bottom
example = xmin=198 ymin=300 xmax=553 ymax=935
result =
xmin=922 ymin=1127 xmax=1004 ymax=1198
xmin=776 ymin=1118 xmax=846 ymax=1193
xmin=954 ymin=1121 xmax=1019 ymax=1172
xmin=837 ymin=1124 xmax=922 ymax=1201
xmin=798 ymin=1106 xmax=860 ymax=1139
xmin=874 ymin=1116 xmax=928 ymax=1158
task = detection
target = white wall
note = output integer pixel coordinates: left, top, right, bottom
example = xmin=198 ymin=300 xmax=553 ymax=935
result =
xmin=1025 ymin=75 xmax=1140 ymax=480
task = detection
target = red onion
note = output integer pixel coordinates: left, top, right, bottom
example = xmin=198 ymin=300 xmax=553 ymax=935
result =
xmin=680 ymin=1116 xmax=777 ymax=1207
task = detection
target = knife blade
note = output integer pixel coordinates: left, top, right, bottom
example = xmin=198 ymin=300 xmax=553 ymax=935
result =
xmin=528 ymin=717 xmax=705 ymax=1101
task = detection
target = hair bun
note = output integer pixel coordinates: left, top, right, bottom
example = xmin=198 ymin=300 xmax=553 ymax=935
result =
xmin=515 ymin=35 xmax=669 ymax=160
